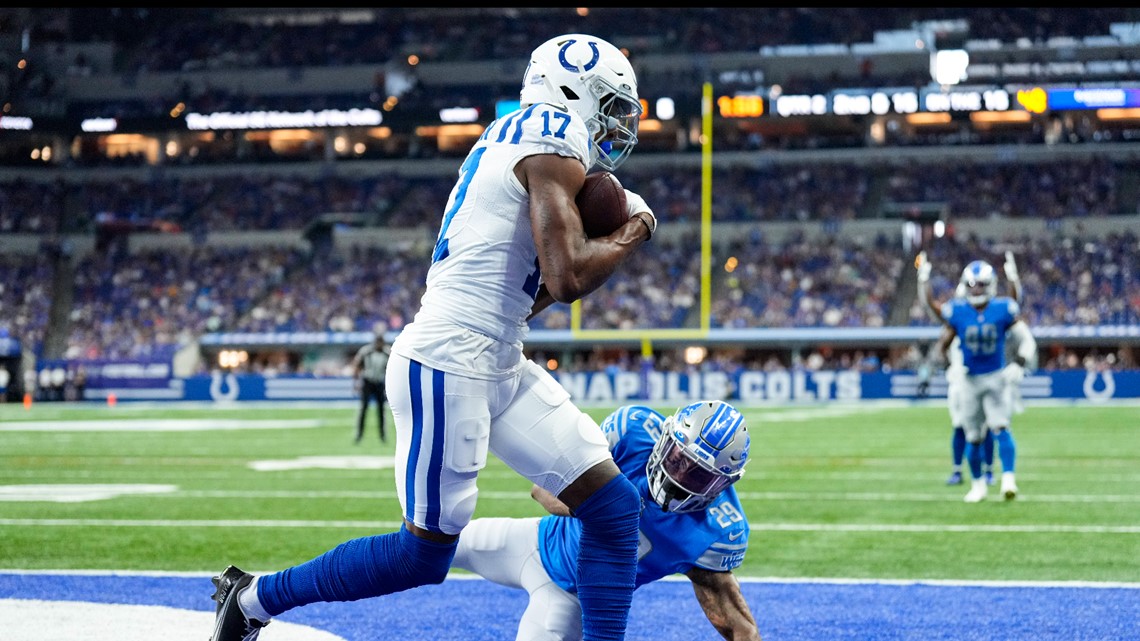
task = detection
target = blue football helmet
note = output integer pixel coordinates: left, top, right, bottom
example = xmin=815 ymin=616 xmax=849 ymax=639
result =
xmin=519 ymin=34 xmax=641 ymax=172
xmin=960 ymin=260 xmax=998 ymax=307
xmin=646 ymin=400 xmax=750 ymax=513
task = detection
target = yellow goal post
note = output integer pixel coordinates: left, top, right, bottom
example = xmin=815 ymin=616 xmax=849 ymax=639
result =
xmin=569 ymin=82 xmax=715 ymax=354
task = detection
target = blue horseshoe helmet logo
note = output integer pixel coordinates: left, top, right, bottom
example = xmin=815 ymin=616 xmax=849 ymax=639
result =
xmin=558 ymin=39 xmax=600 ymax=73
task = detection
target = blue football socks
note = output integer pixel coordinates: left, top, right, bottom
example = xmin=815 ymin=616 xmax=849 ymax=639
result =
xmin=995 ymin=428 xmax=1016 ymax=473
xmin=256 ymin=524 xmax=457 ymax=616
xmin=573 ymin=474 xmax=641 ymax=641
xmin=964 ymin=441 xmax=984 ymax=479
xmin=951 ymin=426 xmax=966 ymax=466
xmin=984 ymin=429 xmax=995 ymax=468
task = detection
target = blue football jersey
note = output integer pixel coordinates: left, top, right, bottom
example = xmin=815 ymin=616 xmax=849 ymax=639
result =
xmin=537 ymin=405 xmax=750 ymax=594
xmin=941 ymin=297 xmax=1020 ymax=375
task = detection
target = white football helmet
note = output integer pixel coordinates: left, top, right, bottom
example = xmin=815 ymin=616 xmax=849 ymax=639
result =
xmin=519 ymin=33 xmax=642 ymax=172
xmin=646 ymin=400 xmax=750 ymax=513
xmin=960 ymin=260 xmax=998 ymax=307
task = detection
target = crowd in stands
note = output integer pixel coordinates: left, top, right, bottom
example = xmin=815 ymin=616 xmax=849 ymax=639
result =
xmin=0 ymin=159 xmax=1134 ymax=363
xmin=239 ymin=246 xmax=427 ymax=334
xmin=33 ymin=8 xmax=1133 ymax=74
xmin=3 ymin=156 xmax=1135 ymax=235
xmin=529 ymin=240 xmax=703 ymax=331
xmin=884 ymin=156 xmax=1121 ymax=220
xmin=65 ymin=246 xmax=305 ymax=360
xmin=3 ymin=8 xmax=1139 ymax=377
xmin=7 ymin=7 xmax=1138 ymax=147
xmin=910 ymin=228 xmax=1140 ymax=327
xmin=0 ymin=254 xmax=54 ymax=354
xmin=15 ymin=223 xmax=1125 ymax=363
xmin=711 ymin=230 xmax=902 ymax=329
xmin=0 ymin=178 xmax=65 ymax=234
xmin=624 ymin=164 xmax=871 ymax=224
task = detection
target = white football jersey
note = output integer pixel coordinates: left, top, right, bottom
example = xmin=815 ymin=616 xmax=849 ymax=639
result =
xmin=393 ymin=104 xmax=591 ymax=380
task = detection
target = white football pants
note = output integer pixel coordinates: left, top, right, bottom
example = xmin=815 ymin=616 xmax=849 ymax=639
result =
xmin=386 ymin=353 xmax=612 ymax=535
xmin=452 ymin=517 xmax=583 ymax=641
xmin=961 ymin=369 xmax=1013 ymax=442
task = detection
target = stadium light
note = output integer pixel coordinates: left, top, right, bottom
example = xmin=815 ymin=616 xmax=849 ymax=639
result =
xmin=931 ymin=49 xmax=969 ymax=86
xmin=684 ymin=346 xmax=707 ymax=365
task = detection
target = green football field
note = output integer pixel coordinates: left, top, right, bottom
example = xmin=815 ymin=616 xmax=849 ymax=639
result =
xmin=2 ymin=401 xmax=1138 ymax=583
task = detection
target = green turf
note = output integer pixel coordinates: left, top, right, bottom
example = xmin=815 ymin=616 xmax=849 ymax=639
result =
xmin=1 ymin=402 xmax=1137 ymax=582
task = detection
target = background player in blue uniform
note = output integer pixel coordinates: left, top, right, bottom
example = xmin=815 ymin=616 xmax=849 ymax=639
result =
xmin=452 ymin=401 xmax=761 ymax=641
xmin=918 ymin=251 xmax=1023 ymax=486
xmin=937 ymin=260 xmax=1036 ymax=503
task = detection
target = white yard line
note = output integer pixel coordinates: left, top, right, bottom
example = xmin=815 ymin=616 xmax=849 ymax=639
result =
xmin=164 ymin=489 xmax=1140 ymax=503
xmin=0 ymin=419 xmax=330 ymax=431
xmin=2 ymin=517 xmax=1138 ymax=533
xmin=1 ymin=486 xmax=1137 ymax=503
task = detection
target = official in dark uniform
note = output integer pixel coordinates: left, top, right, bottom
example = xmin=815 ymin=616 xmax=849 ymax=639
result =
xmin=352 ymin=333 xmax=391 ymax=443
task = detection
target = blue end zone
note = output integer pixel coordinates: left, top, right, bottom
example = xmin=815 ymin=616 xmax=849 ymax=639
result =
xmin=1 ymin=573 xmax=1137 ymax=640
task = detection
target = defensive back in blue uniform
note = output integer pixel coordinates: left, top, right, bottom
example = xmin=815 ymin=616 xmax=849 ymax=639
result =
xmin=941 ymin=297 xmax=1020 ymax=375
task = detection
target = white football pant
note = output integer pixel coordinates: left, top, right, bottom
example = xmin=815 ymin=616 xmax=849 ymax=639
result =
xmin=960 ymin=369 xmax=1013 ymax=442
xmin=452 ymin=517 xmax=582 ymax=641
xmin=386 ymin=353 xmax=612 ymax=535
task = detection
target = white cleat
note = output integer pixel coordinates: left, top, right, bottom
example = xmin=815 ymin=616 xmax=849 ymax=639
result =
xmin=964 ymin=479 xmax=988 ymax=503
xmin=1001 ymin=472 xmax=1018 ymax=501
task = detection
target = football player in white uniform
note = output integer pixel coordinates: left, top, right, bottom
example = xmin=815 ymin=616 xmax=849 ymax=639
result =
xmin=210 ymin=34 xmax=658 ymax=641
xmin=452 ymin=401 xmax=761 ymax=641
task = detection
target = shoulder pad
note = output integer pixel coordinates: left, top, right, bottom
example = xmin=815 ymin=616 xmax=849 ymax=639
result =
xmin=940 ymin=300 xmax=955 ymax=321
xmin=486 ymin=104 xmax=590 ymax=167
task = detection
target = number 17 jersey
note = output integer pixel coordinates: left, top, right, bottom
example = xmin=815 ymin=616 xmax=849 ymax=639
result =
xmin=393 ymin=103 xmax=591 ymax=380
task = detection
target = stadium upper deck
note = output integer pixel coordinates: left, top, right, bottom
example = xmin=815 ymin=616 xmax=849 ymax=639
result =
xmin=0 ymin=8 xmax=1137 ymax=373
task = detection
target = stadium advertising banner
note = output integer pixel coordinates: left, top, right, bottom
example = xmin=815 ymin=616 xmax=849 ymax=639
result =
xmin=73 ymin=369 xmax=1139 ymax=404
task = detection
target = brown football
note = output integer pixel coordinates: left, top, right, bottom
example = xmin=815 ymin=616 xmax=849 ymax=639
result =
xmin=575 ymin=171 xmax=629 ymax=238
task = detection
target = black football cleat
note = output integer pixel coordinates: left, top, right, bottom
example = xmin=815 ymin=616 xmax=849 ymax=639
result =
xmin=210 ymin=565 xmax=267 ymax=641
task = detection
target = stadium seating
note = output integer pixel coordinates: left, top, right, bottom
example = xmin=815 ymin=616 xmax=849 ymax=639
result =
xmin=2 ymin=7 xmax=1138 ymax=374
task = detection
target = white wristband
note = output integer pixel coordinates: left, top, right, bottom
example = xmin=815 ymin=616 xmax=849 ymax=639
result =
xmin=624 ymin=189 xmax=656 ymax=238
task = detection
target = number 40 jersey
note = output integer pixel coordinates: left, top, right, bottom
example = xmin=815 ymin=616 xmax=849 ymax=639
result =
xmin=537 ymin=405 xmax=751 ymax=592
xmin=941 ymin=297 xmax=1020 ymax=376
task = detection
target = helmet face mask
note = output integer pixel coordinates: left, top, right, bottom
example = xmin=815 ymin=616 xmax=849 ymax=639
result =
xmin=646 ymin=401 xmax=750 ymax=513
xmin=960 ymin=260 xmax=998 ymax=307
xmin=520 ymin=34 xmax=642 ymax=171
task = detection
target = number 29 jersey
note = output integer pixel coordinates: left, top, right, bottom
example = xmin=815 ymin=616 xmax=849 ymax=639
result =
xmin=538 ymin=405 xmax=750 ymax=593
xmin=393 ymin=104 xmax=591 ymax=380
xmin=941 ymin=297 xmax=1019 ymax=376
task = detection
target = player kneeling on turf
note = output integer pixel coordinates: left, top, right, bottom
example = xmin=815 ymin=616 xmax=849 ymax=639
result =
xmin=452 ymin=401 xmax=763 ymax=641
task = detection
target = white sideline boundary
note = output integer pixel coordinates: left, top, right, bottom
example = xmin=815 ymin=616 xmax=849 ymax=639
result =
xmin=3 ymin=517 xmax=1139 ymax=534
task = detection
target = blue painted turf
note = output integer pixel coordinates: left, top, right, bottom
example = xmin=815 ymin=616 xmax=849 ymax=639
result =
xmin=1 ymin=573 xmax=1137 ymax=640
